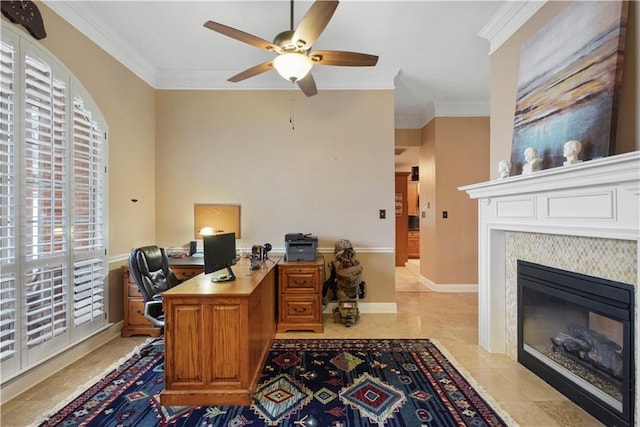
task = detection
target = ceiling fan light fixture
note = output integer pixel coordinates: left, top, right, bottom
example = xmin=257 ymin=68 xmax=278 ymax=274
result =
xmin=273 ymin=52 xmax=313 ymax=82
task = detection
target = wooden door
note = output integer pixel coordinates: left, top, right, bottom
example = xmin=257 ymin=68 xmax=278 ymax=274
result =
xmin=395 ymin=172 xmax=410 ymax=266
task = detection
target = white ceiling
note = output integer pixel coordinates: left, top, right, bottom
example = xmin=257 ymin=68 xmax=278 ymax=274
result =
xmin=44 ymin=0 xmax=506 ymax=129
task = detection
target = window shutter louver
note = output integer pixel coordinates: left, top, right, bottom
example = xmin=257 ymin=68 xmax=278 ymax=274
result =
xmin=23 ymin=54 xmax=69 ymax=350
xmin=24 ymin=265 xmax=67 ymax=348
xmin=72 ymin=96 xmax=105 ymax=326
xmin=0 ymin=39 xmax=18 ymax=367
xmin=73 ymin=258 xmax=104 ymax=326
xmin=72 ymin=96 xmax=104 ymax=252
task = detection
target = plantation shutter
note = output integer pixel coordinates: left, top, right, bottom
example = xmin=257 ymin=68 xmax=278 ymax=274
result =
xmin=71 ymin=96 xmax=105 ymax=329
xmin=1 ymin=24 xmax=108 ymax=381
xmin=22 ymin=52 xmax=69 ymax=353
xmin=0 ymin=38 xmax=18 ymax=371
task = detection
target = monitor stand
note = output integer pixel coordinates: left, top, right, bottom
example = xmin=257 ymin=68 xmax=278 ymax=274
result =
xmin=211 ymin=265 xmax=236 ymax=283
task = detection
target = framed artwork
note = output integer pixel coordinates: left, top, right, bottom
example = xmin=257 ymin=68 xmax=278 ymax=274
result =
xmin=510 ymin=1 xmax=628 ymax=175
xmin=194 ymin=204 xmax=241 ymax=239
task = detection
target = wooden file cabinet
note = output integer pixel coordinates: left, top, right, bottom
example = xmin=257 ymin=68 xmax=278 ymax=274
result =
xmin=277 ymin=259 xmax=324 ymax=333
xmin=121 ymin=259 xmax=203 ymax=337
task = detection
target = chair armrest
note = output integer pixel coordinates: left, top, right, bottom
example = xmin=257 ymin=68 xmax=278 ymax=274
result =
xmin=143 ymin=300 xmax=165 ymax=328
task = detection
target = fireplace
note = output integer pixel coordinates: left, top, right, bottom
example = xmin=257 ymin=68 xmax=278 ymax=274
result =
xmin=460 ymin=151 xmax=639 ymax=422
xmin=518 ymin=260 xmax=634 ymax=426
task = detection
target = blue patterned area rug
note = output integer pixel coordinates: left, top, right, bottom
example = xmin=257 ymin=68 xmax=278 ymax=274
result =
xmin=39 ymin=338 xmax=517 ymax=426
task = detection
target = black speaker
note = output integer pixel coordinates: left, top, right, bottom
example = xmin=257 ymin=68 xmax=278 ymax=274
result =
xmin=189 ymin=240 xmax=197 ymax=256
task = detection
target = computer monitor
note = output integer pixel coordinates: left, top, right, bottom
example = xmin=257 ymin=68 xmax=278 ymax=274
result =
xmin=203 ymin=232 xmax=237 ymax=282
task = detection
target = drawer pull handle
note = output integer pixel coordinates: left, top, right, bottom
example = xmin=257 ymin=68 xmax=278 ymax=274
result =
xmin=136 ymin=309 xmax=142 ymax=315
xmin=292 ymin=307 xmax=306 ymax=313
xmin=293 ymin=280 xmax=307 ymax=286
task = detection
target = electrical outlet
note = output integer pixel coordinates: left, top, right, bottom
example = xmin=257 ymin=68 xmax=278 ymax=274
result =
xmin=379 ymin=209 xmax=386 ymax=219
xmin=443 ymin=211 xmax=448 ymax=219
xmin=421 ymin=211 xmax=426 ymax=218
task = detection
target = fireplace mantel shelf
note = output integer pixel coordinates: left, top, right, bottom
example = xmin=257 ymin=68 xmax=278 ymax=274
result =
xmin=460 ymin=151 xmax=640 ymax=242
xmin=460 ymin=150 xmax=640 ymax=200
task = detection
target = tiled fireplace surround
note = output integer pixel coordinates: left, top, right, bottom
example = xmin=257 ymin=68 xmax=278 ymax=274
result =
xmin=461 ymin=151 xmax=639 ymax=417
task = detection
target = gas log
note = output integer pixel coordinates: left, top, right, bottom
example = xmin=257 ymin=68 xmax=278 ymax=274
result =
xmin=551 ymin=324 xmax=623 ymax=380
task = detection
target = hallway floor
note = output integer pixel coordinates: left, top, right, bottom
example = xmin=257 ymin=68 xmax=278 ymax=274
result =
xmin=1 ymin=265 xmax=601 ymax=427
xmin=395 ymin=258 xmax=426 ymax=291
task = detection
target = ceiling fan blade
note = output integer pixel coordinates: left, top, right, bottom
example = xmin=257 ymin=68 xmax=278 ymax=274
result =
xmin=297 ymin=73 xmax=318 ymax=97
xmin=292 ymin=1 xmax=339 ymax=50
xmin=228 ymin=61 xmax=273 ymax=83
xmin=309 ymin=50 xmax=379 ymax=67
xmin=204 ymin=21 xmax=281 ymax=53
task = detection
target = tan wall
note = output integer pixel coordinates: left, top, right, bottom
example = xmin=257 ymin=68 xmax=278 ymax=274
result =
xmin=35 ymin=4 xmax=157 ymax=322
xmin=420 ymin=117 xmax=489 ymax=285
xmin=395 ymin=128 xmax=421 ymax=146
xmin=155 ymin=90 xmax=396 ymax=303
xmin=490 ymin=1 xmax=639 ymax=179
xmin=419 ymin=120 xmax=437 ymax=280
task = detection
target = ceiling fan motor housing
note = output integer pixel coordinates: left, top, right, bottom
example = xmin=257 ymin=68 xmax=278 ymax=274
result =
xmin=273 ymin=30 xmax=307 ymax=52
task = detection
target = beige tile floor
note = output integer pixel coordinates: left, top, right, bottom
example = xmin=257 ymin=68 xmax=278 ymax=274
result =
xmin=1 ymin=263 xmax=602 ymax=427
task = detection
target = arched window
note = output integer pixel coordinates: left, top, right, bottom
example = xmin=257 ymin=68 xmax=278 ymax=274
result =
xmin=1 ymin=25 xmax=108 ymax=380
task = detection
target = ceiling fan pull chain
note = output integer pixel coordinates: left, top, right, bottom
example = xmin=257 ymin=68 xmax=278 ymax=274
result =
xmin=290 ymin=91 xmax=295 ymax=130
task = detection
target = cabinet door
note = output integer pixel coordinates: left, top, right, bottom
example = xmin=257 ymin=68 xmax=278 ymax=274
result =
xmin=408 ymin=231 xmax=420 ymax=259
xmin=408 ymin=181 xmax=419 ymax=216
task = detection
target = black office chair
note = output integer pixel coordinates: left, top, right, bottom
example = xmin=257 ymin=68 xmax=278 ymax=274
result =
xmin=128 ymin=246 xmax=181 ymax=329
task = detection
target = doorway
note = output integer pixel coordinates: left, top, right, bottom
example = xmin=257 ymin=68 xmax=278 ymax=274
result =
xmin=394 ymin=144 xmax=420 ymax=290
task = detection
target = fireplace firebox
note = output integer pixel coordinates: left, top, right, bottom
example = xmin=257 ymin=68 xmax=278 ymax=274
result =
xmin=517 ymin=260 xmax=634 ymax=427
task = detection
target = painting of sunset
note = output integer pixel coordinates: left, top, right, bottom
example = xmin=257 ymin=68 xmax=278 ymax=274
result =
xmin=510 ymin=1 xmax=628 ymax=175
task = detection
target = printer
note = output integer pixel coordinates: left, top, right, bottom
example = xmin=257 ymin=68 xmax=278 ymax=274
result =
xmin=284 ymin=233 xmax=318 ymax=261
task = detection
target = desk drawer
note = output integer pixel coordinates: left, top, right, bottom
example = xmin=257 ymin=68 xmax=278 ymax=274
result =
xmin=172 ymin=266 xmax=203 ymax=281
xmin=128 ymin=299 xmax=152 ymax=326
xmin=279 ymin=295 xmax=321 ymax=324
xmin=128 ymin=284 xmax=143 ymax=297
xmin=281 ymin=268 xmax=319 ymax=293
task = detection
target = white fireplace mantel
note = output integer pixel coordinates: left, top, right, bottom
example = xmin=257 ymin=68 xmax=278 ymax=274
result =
xmin=459 ymin=151 xmax=640 ymax=353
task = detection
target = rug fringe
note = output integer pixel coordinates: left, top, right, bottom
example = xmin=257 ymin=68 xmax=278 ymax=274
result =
xmin=430 ymin=339 xmax=521 ymax=427
xmin=29 ymin=337 xmax=157 ymax=427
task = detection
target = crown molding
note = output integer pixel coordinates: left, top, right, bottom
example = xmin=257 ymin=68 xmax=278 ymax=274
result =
xmin=394 ymin=115 xmax=425 ymax=129
xmin=478 ymin=0 xmax=547 ymax=54
xmin=395 ymin=101 xmax=434 ymax=129
xmin=43 ymin=1 xmax=158 ymax=85
xmin=434 ymin=102 xmax=489 ymax=117
xmin=396 ymin=100 xmax=489 ymax=129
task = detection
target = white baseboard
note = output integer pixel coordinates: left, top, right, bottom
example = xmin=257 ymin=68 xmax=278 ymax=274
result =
xmin=323 ymin=302 xmax=398 ymax=313
xmin=419 ymin=276 xmax=478 ymax=292
xmin=0 ymin=321 xmax=124 ymax=405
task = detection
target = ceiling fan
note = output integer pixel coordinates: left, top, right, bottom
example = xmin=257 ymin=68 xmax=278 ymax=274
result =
xmin=203 ymin=0 xmax=378 ymax=97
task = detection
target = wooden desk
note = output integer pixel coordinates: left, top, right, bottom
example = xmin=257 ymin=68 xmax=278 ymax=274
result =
xmin=160 ymin=257 xmax=277 ymax=406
